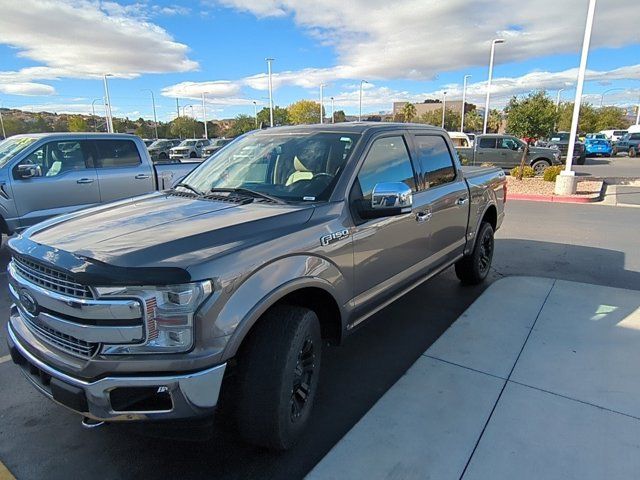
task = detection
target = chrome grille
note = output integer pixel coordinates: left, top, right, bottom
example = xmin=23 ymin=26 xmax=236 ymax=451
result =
xmin=13 ymin=255 xmax=92 ymax=299
xmin=22 ymin=313 xmax=99 ymax=358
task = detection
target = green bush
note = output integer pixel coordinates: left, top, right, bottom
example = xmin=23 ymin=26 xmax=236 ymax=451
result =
xmin=543 ymin=165 xmax=563 ymax=182
xmin=509 ymin=165 xmax=535 ymax=178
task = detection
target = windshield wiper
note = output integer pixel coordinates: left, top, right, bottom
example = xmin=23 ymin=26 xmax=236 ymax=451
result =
xmin=173 ymin=182 xmax=204 ymax=196
xmin=209 ymin=187 xmax=284 ymax=204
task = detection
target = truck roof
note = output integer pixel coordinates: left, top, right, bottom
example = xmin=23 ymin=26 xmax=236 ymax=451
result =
xmin=254 ymin=122 xmax=445 ymax=135
xmin=7 ymin=132 xmax=142 ymax=140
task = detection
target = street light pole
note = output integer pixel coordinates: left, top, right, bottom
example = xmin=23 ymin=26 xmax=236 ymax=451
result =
xmin=102 ymin=74 xmax=114 ymax=133
xmin=600 ymin=88 xmax=624 ymax=108
xmin=141 ymin=89 xmax=159 ymax=139
xmin=483 ymin=38 xmax=505 ymax=134
xmin=266 ymin=58 xmax=275 ymax=127
xmin=319 ymin=84 xmax=325 ymax=124
xmin=556 ymin=88 xmax=565 ymax=108
xmin=201 ymin=93 xmax=208 ymax=140
xmin=441 ymin=91 xmax=447 ymax=129
xmin=0 ymin=107 xmax=5 ymax=139
xmin=556 ymin=0 xmax=597 ymax=196
xmin=330 ymin=97 xmax=335 ymax=123
xmin=461 ymin=75 xmax=471 ymax=133
xmin=253 ymin=101 xmax=258 ymax=128
xmin=636 ymin=95 xmax=640 ymax=125
xmin=359 ymin=80 xmax=368 ymax=121
xmin=91 ymin=98 xmax=102 ymax=132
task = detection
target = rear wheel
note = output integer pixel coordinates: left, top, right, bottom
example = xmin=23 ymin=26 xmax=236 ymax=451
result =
xmin=531 ymin=159 xmax=551 ymax=175
xmin=455 ymin=222 xmax=494 ymax=285
xmin=612 ymin=147 xmax=618 ymax=156
xmin=576 ymin=154 xmax=586 ymax=165
xmin=630 ymin=147 xmax=637 ymax=158
xmin=235 ymin=305 xmax=322 ymax=450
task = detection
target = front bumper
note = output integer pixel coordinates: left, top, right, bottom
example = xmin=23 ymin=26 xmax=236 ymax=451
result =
xmin=169 ymin=152 xmax=192 ymax=159
xmin=7 ymin=323 xmax=226 ymax=422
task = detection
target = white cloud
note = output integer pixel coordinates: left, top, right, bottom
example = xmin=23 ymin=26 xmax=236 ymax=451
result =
xmin=216 ymin=0 xmax=640 ymax=81
xmin=15 ymin=103 xmax=113 ymax=115
xmin=0 ymin=0 xmax=198 ymax=90
xmin=161 ymin=81 xmax=242 ymax=98
xmin=0 ymin=82 xmax=56 ymax=96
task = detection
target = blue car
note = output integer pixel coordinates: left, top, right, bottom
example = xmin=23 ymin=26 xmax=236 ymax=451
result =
xmin=584 ymin=138 xmax=613 ymax=157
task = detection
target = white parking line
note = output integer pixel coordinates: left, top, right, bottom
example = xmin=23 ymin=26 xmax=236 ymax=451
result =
xmin=0 ymin=355 xmax=11 ymax=365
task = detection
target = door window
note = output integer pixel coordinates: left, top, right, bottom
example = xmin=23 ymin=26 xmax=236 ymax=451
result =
xmin=356 ymin=136 xmax=416 ymax=199
xmin=415 ymin=135 xmax=456 ymax=188
xmin=94 ymin=140 xmax=141 ymax=168
xmin=15 ymin=140 xmax=93 ymax=178
xmin=498 ymin=137 xmax=521 ymax=150
xmin=478 ymin=137 xmax=497 ymax=149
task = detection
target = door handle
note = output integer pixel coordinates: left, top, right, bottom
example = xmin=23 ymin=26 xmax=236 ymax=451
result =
xmin=135 ymin=173 xmax=151 ymax=180
xmin=76 ymin=178 xmax=94 ymax=184
xmin=415 ymin=211 xmax=432 ymax=223
xmin=455 ymin=197 xmax=469 ymax=206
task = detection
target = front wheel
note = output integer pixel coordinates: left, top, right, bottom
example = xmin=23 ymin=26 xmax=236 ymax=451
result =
xmin=235 ymin=305 xmax=322 ymax=450
xmin=630 ymin=148 xmax=637 ymax=158
xmin=612 ymin=147 xmax=618 ymax=156
xmin=455 ymin=222 xmax=494 ymax=285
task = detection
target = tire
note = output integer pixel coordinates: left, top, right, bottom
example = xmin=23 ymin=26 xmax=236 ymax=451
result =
xmin=630 ymin=148 xmax=637 ymax=158
xmin=612 ymin=147 xmax=618 ymax=156
xmin=531 ymin=159 xmax=551 ymax=175
xmin=235 ymin=305 xmax=322 ymax=450
xmin=159 ymin=152 xmax=168 ymax=159
xmin=576 ymin=154 xmax=586 ymax=165
xmin=455 ymin=222 xmax=494 ymax=285
xmin=190 ymin=152 xmax=197 ymax=158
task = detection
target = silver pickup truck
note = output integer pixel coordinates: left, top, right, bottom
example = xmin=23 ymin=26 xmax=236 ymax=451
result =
xmin=0 ymin=133 xmax=198 ymax=239
xmin=6 ymin=123 xmax=506 ymax=450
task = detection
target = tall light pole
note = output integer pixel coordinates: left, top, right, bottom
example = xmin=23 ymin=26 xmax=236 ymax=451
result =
xmin=600 ymin=87 xmax=624 ymax=107
xmin=359 ymin=80 xmax=368 ymax=121
xmin=556 ymin=0 xmax=597 ymax=196
xmin=103 ymin=74 xmax=114 ymax=133
xmin=0 ymin=106 xmax=5 ymax=139
xmin=483 ymin=38 xmax=505 ymax=134
xmin=461 ymin=75 xmax=471 ymax=133
xmin=330 ymin=97 xmax=335 ymax=123
xmin=266 ymin=58 xmax=275 ymax=127
xmin=441 ymin=91 xmax=447 ymax=129
xmin=636 ymin=94 xmax=640 ymax=125
xmin=91 ymin=98 xmax=102 ymax=132
xmin=141 ymin=89 xmax=159 ymax=139
xmin=556 ymin=88 xmax=565 ymax=108
xmin=201 ymin=93 xmax=208 ymax=139
xmin=253 ymin=101 xmax=258 ymax=128
xmin=319 ymin=84 xmax=325 ymax=124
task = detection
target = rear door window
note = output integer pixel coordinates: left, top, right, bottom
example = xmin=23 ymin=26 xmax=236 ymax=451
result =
xmin=414 ymin=135 xmax=456 ymax=188
xmin=478 ymin=137 xmax=497 ymax=149
xmin=94 ymin=140 xmax=141 ymax=168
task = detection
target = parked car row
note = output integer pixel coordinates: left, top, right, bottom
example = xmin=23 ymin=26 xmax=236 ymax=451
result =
xmin=144 ymin=137 xmax=234 ymax=163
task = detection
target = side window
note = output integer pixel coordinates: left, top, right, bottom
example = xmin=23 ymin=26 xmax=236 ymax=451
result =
xmin=631 ymin=134 xmax=640 ymax=140
xmin=357 ymin=136 xmax=416 ymax=200
xmin=478 ymin=137 xmax=497 ymax=149
xmin=94 ymin=140 xmax=141 ymax=168
xmin=415 ymin=135 xmax=456 ymax=188
xmin=16 ymin=140 xmax=92 ymax=178
xmin=498 ymin=138 xmax=519 ymax=150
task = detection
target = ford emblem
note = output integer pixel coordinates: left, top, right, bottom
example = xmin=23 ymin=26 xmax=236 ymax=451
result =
xmin=19 ymin=289 xmax=38 ymax=316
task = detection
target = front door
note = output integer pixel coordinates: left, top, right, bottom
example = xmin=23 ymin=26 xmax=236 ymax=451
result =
xmin=11 ymin=139 xmax=100 ymax=228
xmin=351 ymin=133 xmax=431 ymax=313
xmin=496 ymin=136 xmax=522 ymax=169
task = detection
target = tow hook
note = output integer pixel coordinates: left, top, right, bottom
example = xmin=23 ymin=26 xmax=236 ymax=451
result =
xmin=81 ymin=417 xmax=106 ymax=429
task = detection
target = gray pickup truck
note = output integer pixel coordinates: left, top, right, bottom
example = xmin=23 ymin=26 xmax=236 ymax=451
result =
xmin=6 ymin=123 xmax=506 ymax=450
xmin=457 ymin=134 xmax=561 ymax=174
xmin=0 ymin=133 xmax=198 ymax=239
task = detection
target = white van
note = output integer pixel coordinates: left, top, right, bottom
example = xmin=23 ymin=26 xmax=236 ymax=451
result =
xmin=627 ymin=125 xmax=640 ymax=134
xmin=600 ymin=129 xmax=628 ymax=142
xmin=447 ymin=132 xmax=472 ymax=148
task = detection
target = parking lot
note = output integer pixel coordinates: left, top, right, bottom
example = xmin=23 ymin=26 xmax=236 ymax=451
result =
xmin=1 ymin=198 xmax=639 ymax=480
xmin=575 ymin=153 xmax=640 ymax=179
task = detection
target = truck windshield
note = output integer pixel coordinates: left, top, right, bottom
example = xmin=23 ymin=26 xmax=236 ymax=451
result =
xmin=181 ymin=131 xmax=360 ymax=202
xmin=0 ymin=136 xmax=39 ymax=168
xmin=181 ymin=140 xmax=198 ymax=146
xmin=551 ymin=133 xmax=570 ymax=141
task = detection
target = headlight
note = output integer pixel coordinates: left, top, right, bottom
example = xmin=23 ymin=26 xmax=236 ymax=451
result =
xmin=97 ymin=280 xmax=213 ymax=354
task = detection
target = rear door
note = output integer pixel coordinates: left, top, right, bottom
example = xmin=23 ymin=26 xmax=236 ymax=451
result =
xmin=93 ymin=139 xmax=155 ymax=202
xmin=11 ymin=139 xmax=100 ymax=227
xmin=412 ymin=133 xmax=469 ymax=267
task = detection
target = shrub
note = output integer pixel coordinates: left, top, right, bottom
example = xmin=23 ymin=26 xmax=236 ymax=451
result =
xmin=480 ymin=162 xmax=495 ymax=167
xmin=509 ymin=165 xmax=535 ymax=178
xmin=543 ymin=165 xmax=563 ymax=182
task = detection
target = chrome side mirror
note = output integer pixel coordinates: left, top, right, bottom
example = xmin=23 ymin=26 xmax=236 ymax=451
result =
xmin=16 ymin=163 xmax=39 ymax=179
xmin=371 ymin=182 xmax=413 ymax=212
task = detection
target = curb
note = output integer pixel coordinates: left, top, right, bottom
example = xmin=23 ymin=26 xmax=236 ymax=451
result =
xmin=509 ymin=193 xmax=600 ymax=204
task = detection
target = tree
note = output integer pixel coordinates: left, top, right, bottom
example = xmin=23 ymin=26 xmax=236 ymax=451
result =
xmin=463 ymin=110 xmax=484 ymax=133
xmin=67 ymin=115 xmax=87 ymax=132
xmin=228 ymin=115 xmax=256 ymax=137
xmin=556 ymin=102 xmax=599 ymax=133
xmin=333 ymin=110 xmax=347 ymax=123
xmin=401 ymin=103 xmax=417 ymax=123
xmin=594 ymin=106 xmax=627 ymax=131
xmin=505 ymin=91 xmax=557 ymax=140
xmin=487 ymin=109 xmax=502 ymax=133
xmin=288 ymin=100 xmax=323 ymax=125
xmin=170 ymin=116 xmax=201 ymax=139
xmin=257 ymin=106 xmax=290 ymax=127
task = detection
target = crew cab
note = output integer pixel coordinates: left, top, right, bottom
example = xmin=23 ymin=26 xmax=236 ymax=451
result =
xmin=0 ymin=133 xmax=198 ymax=239
xmin=202 ymin=138 xmax=233 ymax=158
xmin=147 ymin=139 xmax=181 ymax=162
xmin=6 ymin=123 xmax=505 ymax=450
xmin=169 ymin=139 xmax=211 ymax=160
xmin=457 ymin=134 xmax=561 ymax=174
xmin=612 ymin=132 xmax=640 ymax=157
xmin=540 ymin=132 xmax=587 ymax=165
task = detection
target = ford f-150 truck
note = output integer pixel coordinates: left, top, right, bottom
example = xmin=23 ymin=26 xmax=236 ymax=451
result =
xmin=6 ymin=123 xmax=506 ymax=450
xmin=456 ymin=134 xmax=561 ymax=174
xmin=0 ymin=133 xmax=199 ymax=239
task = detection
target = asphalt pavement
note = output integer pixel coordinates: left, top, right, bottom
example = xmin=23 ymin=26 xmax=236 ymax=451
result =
xmin=574 ymin=153 xmax=640 ymax=179
xmin=1 ymin=201 xmax=640 ymax=479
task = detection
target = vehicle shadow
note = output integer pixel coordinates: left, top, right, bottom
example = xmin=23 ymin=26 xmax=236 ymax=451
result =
xmin=583 ymin=158 xmax=613 ymax=165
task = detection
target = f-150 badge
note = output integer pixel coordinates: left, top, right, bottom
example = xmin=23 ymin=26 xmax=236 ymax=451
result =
xmin=320 ymin=229 xmax=350 ymax=247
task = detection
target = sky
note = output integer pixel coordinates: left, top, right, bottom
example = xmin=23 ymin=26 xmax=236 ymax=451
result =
xmin=0 ymin=0 xmax=639 ymax=123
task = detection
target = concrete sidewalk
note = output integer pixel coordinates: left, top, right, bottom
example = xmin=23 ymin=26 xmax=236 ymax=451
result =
xmin=307 ymin=277 xmax=640 ymax=480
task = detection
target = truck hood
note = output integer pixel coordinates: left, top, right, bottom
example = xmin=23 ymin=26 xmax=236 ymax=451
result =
xmin=24 ymin=192 xmax=315 ymax=270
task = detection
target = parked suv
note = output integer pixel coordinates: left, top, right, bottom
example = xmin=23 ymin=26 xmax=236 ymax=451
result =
xmin=543 ymin=132 xmax=586 ymax=165
xmin=169 ymin=139 xmax=211 ymax=160
xmin=612 ymin=132 xmax=640 ymax=157
xmin=202 ymin=138 xmax=233 ymax=157
xmin=7 ymin=123 xmax=505 ymax=450
xmin=147 ymin=139 xmax=181 ymax=162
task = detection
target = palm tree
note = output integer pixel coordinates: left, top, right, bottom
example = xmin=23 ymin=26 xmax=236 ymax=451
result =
xmin=401 ymin=102 xmax=417 ymax=123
